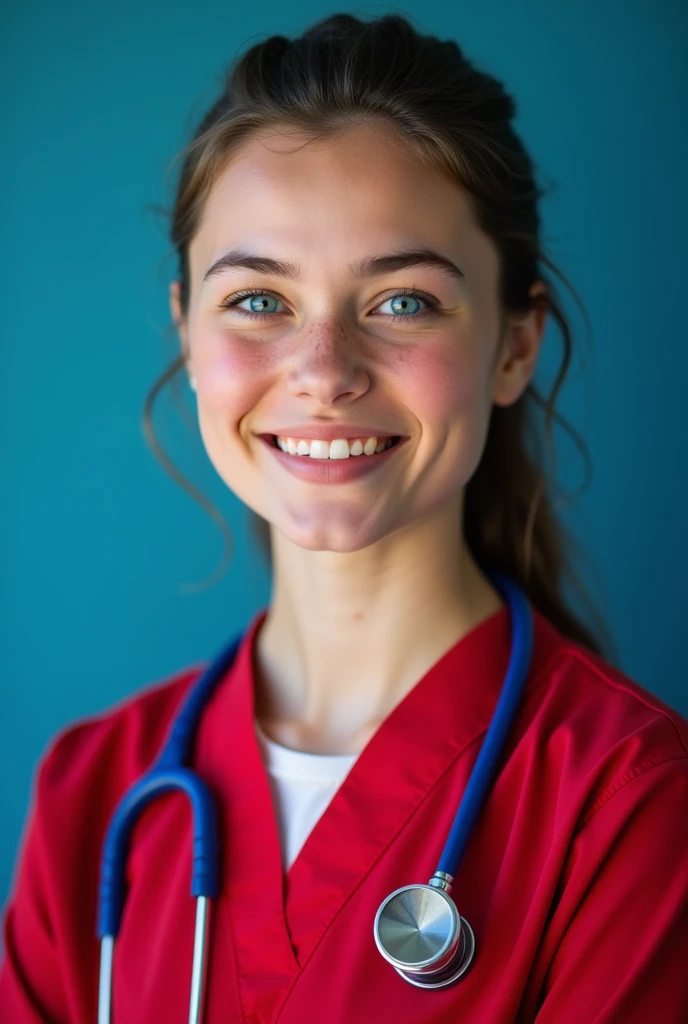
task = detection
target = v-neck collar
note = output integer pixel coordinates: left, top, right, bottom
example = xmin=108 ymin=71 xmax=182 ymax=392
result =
xmin=198 ymin=599 xmax=560 ymax=1018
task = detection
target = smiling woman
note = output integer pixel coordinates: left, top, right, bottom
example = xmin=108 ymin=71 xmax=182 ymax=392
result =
xmin=2 ymin=11 xmax=687 ymax=1024
xmin=159 ymin=39 xmax=596 ymax=650
xmin=169 ymin=119 xmax=527 ymax=561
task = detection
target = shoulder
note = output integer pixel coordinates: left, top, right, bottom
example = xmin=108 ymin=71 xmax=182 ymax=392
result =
xmin=35 ymin=662 xmax=204 ymax=810
xmin=526 ymin=609 xmax=688 ymax=824
xmin=6 ymin=661 xmax=209 ymax=951
xmin=529 ymin=607 xmax=687 ymax=755
xmin=511 ymin=622 xmax=688 ymax=1023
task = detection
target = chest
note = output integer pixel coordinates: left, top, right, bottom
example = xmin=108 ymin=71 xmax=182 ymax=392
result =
xmin=93 ymin=738 xmax=568 ymax=1024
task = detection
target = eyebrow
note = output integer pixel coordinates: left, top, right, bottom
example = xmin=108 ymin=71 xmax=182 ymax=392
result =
xmin=202 ymin=246 xmax=466 ymax=285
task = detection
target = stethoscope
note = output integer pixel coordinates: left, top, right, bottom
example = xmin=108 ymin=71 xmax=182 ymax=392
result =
xmin=96 ymin=569 xmax=533 ymax=1023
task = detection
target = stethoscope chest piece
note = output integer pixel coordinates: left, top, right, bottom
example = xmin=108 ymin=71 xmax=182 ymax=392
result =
xmin=373 ymin=881 xmax=475 ymax=989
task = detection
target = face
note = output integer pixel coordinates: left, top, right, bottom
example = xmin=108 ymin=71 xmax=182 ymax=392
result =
xmin=171 ymin=122 xmax=544 ymax=553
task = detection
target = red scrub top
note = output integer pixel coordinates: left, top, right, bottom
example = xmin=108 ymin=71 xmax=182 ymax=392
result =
xmin=2 ymin=604 xmax=688 ymax=1023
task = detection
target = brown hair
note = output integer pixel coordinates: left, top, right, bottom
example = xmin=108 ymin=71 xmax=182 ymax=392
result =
xmin=145 ymin=12 xmax=615 ymax=660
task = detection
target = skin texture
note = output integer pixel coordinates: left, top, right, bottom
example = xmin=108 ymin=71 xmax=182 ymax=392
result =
xmin=170 ymin=121 xmax=547 ymax=754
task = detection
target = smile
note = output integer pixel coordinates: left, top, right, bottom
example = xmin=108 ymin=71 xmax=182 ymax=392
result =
xmin=259 ymin=434 xmax=407 ymax=484
xmin=273 ymin=435 xmax=400 ymax=459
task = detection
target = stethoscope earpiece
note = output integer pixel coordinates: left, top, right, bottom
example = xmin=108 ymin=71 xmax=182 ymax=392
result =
xmin=373 ymin=876 xmax=475 ymax=989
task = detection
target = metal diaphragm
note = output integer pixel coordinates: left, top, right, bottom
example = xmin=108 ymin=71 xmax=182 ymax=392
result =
xmin=373 ymin=883 xmax=476 ymax=989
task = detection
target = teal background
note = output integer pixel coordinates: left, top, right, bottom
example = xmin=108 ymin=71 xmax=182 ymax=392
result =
xmin=2 ymin=0 xmax=687 ymax=914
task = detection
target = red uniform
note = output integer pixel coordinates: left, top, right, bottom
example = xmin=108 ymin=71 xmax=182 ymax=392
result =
xmin=2 ymin=605 xmax=687 ymax=1023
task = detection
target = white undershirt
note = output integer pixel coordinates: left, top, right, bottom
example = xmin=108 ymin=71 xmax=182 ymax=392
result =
xmin=254 ymin=720 xmax=358 ymax=870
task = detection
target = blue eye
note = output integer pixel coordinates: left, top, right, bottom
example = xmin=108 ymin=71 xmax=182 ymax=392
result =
xmin=238 ymin=293 xmax=283 ymax=315
xmin=378 ymin=294 xmax=423 ymax=316
xmin=219 ymin=288 xmax=438 ymax=321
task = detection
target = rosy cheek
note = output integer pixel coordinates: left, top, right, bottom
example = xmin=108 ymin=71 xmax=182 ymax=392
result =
xmin=393 ymin=346 xmax=479 ymax=422
xmin=198 ymin=332 xmax=276 ymax=410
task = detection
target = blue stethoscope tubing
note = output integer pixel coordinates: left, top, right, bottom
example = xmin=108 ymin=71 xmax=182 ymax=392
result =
xmin=96 ymin=569 xmax=533 ymax=1022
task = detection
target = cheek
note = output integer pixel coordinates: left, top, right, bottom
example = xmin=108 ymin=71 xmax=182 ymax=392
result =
xmin=193 ymin=334 xmax=276 ymax=513
xmin=394 ymin=343 xmax=488 ymax=425
xmin=196 ymin=333 xmax=275 ymax=421
xmin=393 ymin=339 xmax=495 ymax=496
xmin=192 ymin=333 xmax=276 ymax=500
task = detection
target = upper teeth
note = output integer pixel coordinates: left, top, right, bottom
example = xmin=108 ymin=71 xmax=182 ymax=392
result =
xmin=275 ymin=436 xmax=394 ymax=459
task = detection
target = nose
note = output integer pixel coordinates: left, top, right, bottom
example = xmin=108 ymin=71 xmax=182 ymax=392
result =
xmin=285 ymin=319 xmax=371 ymax=406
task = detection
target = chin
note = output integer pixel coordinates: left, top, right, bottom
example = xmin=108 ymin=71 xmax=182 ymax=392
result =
xmin=274 ymin=515 xmax=394 ymax=554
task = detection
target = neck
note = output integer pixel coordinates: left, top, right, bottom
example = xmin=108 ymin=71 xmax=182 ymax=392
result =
xmin=253 ymin=496 xmax=505 ymax=755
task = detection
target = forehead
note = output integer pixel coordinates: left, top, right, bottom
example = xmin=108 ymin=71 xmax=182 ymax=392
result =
xmin=190 ymin=122 xmax=495 ymax=279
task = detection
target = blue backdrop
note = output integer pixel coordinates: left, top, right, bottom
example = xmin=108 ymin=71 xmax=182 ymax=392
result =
xmin=2 ymin=0 xmax=687 ymax=912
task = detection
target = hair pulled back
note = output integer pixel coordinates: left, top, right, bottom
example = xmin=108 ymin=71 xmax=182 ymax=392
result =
xmin=145 ymin=12 xmax=612 ymax=658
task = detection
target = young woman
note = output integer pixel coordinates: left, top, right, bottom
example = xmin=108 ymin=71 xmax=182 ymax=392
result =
xmin=2 ymin=13 xmax=687 ymax=1024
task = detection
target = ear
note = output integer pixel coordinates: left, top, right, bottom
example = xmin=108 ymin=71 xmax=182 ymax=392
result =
xmin=491 ymin=281 xmax=548 ymax=407
xmin=169 ymin=280 xmax=191 ymax=367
